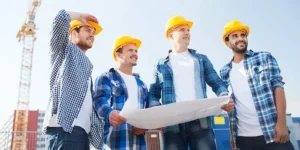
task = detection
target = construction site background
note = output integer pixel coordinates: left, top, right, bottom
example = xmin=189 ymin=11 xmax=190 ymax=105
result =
xmin=1 ymin=0 xmax=299 ymax=150
xmin=1 ymin=112 xmax=299 ymax=150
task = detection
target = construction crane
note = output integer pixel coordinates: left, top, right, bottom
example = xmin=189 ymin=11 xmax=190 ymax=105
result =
xmin=12 ymin=0 xmax=41 ymax=149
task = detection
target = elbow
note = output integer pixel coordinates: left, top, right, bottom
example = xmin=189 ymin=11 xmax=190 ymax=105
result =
xmin=271 ymin=77 xmax=285 ymax=91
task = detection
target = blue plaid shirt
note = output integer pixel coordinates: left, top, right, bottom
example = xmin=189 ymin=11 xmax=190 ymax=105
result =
xmin=149 ymin=49 xmax=228 ymax=132
xmin=43 ymin=9 xmax=104 ymax=149
xmin=94 ymin=68 xmax=148 ymax=150
xmin=220 ymin=50 xmax=285 ymax=144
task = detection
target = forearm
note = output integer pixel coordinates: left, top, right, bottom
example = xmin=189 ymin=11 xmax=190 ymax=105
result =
xmin=97 ymin=103 xmax=113 ymax=121
xmin=203 ymin=55 xmax=228 ymax=96
xmin=148 ymin=67 xmax=162 ymax=107
xmin=148 ymin=84 xmax=162 ymax=107
xmin=274 ymin=87 xmax=287 ymax=125
xmin=67 ymin=11 xmax=82 ymax=21
xmin=93 ymin=75 xmax=113 ymax=124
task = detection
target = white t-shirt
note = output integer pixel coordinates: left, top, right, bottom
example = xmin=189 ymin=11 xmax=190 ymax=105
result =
xmin=169 ymin=51 xmax=196 ymax=102
xmin=45 ymin=77 xmax=93 ymax=134
xmin=230 ymin=61 xmax=263 ymax=136
xmin=116 ymin=69 xmax=139 ymax=109
xmin=72 ymin=78 xmax=93 ymax=133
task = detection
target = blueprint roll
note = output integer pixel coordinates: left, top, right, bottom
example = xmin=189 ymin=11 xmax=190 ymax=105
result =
xmin=120 ymin=96 xmax=230 ymax=129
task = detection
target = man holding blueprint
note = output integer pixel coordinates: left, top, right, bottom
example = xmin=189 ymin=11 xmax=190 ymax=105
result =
xmin=93 ymin=36 xmax=148 ymax=150
xmin=148 ymin=16 xmax=234 ymax=150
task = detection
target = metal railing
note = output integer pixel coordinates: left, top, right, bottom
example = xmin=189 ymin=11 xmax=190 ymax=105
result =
xmin=0 ymin=131 xmax=100 ymax=150
xmin=0 ymin=131 xmax=46 ymax=150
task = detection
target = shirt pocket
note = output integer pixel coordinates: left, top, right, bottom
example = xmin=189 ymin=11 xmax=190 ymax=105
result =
xmin=252 ymin=65 xmax=270 ymax=84
xmin=110 ymin=80 xmax=123 ymax=97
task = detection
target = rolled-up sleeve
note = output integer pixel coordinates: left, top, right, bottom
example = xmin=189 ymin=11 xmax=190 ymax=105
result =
xmin=266 ymin=53 xmax=285 ymax=90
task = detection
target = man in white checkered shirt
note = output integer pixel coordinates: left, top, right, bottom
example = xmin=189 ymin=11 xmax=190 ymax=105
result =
xmin=42 ymin=9 xmax=104 ymax=150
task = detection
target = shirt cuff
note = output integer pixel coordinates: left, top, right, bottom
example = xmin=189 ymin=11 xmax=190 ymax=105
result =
xmin=271 ymin=77 xmax=285 ymax=90
xmin=148 ymin=100 xmax=161 ymax=107
xmin=218 ymin=92 xmax=229 ymax=97
xmin=105 ymin=108 xmax=113 ymax=125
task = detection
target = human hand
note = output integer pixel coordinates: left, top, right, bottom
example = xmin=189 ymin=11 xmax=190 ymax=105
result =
xmin=109 ymin=110 xmax=127 ymax=126
xmin=274 ymin=122 xmax=289 ymax=143
xmin=68 ymin=11 xmax=98 ymax=25
xmin=133 ymin=126 xmax=145 ymax=135
xmin=221 ymin=99 xmax=234 ymax=112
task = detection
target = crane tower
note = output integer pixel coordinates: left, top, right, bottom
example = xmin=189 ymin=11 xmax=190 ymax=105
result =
xmin=12 ymin=0 xmax=41 ymax=149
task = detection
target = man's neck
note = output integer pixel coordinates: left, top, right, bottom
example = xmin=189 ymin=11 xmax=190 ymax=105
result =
xmin=232 ymin=50 xmax=247 ymax=63
xmin=77 ymin=45 xmax=87 ymax=54
xmin=70 ymin=39 xmax=88 ymax=53
xmin=172 ymin=44 xmax=188 ymax=53
xmin=117 ymin=64 xmax=133 ymax=75
xmin=81 ymin=49 xmax=87 ymax=54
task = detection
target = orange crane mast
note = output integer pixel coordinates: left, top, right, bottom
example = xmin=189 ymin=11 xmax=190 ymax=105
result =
xmin=12 ymin=0 xmax=41 ymax=149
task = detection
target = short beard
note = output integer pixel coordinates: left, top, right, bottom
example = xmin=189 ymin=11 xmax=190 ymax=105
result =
xmin=233 ymin=47 xmax=247 ymax=54
xmin=77 ymin=42 xmax=92 ymax=50
xmin=231 ymin=41 xmax=247 ymax=54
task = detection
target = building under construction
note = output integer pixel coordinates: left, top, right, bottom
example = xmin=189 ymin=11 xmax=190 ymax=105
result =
xmin=0 ymin=110 xmax=46 ymax=150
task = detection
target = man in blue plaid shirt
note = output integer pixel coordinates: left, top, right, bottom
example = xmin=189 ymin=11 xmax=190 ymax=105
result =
xmin=220 ymin=20 xmax=295 ymax=150
xmin=148 ymin=16 xmax=234 ymax=150
xmin=94 ymin=36 xmax=148 ymax=150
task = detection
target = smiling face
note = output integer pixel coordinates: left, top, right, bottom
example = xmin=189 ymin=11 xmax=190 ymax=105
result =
xmin=168 ymin=25 xmax=191 ymax=47
xmin=70 ymin=26 xmax=96 ymax=52
xmin=115 ymin=43 xmax=138 ymax=66
xmin=226 ymin=30 xmax=248 ymax=54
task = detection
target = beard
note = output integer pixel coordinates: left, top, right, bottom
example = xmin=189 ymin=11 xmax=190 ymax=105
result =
xmin=231 ymin=40 xmax=248 ymax=53
xmin=76 ymin=38 xmax=93 ymax=50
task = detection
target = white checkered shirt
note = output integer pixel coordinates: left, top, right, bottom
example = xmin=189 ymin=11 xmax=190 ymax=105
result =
xmin=42 ymin=9 xmax=104 ymax=149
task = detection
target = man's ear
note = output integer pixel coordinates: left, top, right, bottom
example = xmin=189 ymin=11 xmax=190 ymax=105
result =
xmin=115 ymin=52 xmax=121 ymax=59
xmin=225 ymin=40 xmax=231 ymax=48
xmin=168 ymin=32 xmax=173 ymax=40
xmin=72 ymin=30 xmax=79 ymax=37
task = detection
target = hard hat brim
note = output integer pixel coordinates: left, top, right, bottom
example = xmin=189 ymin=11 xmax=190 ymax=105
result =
xmin=113 ymin=38 xmax=142 ymax=61
xmin=87 ymin=21 xmax=102 ymax=35
xmin=222 ymin=25 xmax=249 ymax=43
xmin=69 ymin=20 xmax=103 ymax=36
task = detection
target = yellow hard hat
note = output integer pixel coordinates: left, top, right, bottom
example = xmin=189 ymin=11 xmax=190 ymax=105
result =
xmin=222 ymin=20 xmax=249 ymax=43
xmin=165 ymin=16 xmax=193 ymax=38
xmin=68 ymin=20 xmax=102 ymax=35
xmin=112 ymin=36 xmax=142 ymax=61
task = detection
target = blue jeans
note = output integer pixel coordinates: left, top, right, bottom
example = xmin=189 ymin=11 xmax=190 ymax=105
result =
xmin=237 ymin=136 xmax=295 ymax=150
xmin=46 ymin=126 xmax=90 ymax=150
xmin=163 ymin=119 xmax=216 ymax=150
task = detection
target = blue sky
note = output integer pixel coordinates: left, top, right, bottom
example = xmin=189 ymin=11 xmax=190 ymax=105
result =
xmin=0 ymin=0 xmax=299 ymax=127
